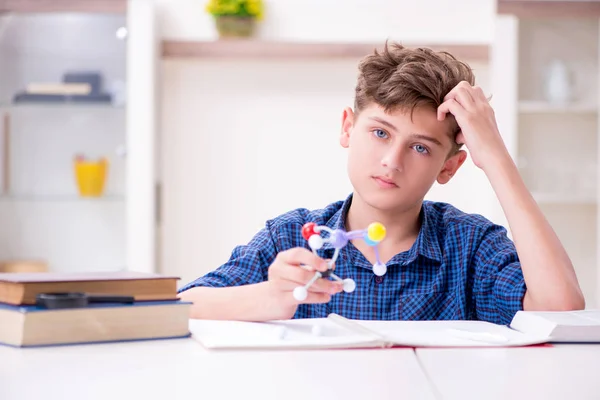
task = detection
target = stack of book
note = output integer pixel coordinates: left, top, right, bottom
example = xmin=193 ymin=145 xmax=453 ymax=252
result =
xmin=0 ymin=271 xmax=191 ymax=347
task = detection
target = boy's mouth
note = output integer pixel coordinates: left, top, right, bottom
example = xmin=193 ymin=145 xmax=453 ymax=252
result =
xmin=372 ymin=176 xmax=398 ymax=189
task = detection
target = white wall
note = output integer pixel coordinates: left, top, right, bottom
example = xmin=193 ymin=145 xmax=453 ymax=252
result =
xmin=156 ymin=0 xmax=496 ymax=43
xmin=157 ymin=0 xmax=501 ymax=285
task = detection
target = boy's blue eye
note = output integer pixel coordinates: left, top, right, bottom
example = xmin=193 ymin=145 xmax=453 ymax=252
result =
xmin=373 ymin=129 xmax=388 ymax=139
xmin=413 ymin=144 xmax=429 ymax=154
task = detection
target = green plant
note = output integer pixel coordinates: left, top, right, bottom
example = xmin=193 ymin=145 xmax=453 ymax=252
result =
xmin=205 ymin=0 xmax=264 ymax=20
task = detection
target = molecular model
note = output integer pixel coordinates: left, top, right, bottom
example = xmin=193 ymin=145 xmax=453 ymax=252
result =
xmin=292 ymin=221 xmax=388 ymax=301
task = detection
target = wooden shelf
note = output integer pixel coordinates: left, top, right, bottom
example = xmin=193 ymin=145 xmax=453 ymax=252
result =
xmin=162 ymin=40 xmax=490 ymax=62
xmin=498 ymin=1 xmax=600 ymax=18
xmin=519 ymin=100 xmax=597 ymax=114
xmin=0 ymin=0 xmax=126 ymax=14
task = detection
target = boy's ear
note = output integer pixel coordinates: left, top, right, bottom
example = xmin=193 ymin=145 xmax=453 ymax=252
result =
xmin=340 ymin=107 xmax=354 ymax=148
xmin=437 ymin=150 xmax=467 ymax=184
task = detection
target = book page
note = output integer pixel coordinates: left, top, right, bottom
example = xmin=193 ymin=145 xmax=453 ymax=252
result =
xmin=575 ymin=310 xmax=600 ymax=323
xmin=189 ymin=317 xmax=382 ymax=350
xmin=190 ymin=315 xmax=550 ymax=350
xmin=350 ymin=318 xmax=550 ymax=347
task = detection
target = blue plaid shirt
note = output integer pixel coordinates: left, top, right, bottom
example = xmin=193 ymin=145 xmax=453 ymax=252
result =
xmin=179 ymin=194 xmax=527 ymax=325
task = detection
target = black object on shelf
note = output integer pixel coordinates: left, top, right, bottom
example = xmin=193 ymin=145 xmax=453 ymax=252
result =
xmin=12 ymin=71 xmax=113 ymax=104
xmin=13 ymin=93 xmax=112 ymax=103
xmin=64 ymin=72 xmax=103 ymax=94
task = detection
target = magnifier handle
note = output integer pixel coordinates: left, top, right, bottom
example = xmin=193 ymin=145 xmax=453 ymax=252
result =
xmin=88 ymin=295 xmax=135 ymax=304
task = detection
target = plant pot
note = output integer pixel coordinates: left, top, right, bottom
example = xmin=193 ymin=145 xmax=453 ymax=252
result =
xmin=215 ymin=15 xmax=256 ymax=38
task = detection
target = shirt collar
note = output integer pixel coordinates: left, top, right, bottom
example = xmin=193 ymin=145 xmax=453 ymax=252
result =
xmin=320 ymin=193 xmax=442 ymax=264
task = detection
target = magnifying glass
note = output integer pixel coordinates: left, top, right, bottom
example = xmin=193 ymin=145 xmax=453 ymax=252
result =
xmin=36 ymin=292 xmax=135 ymax=309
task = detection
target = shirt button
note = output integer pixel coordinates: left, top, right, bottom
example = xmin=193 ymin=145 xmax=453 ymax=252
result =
xmin=375 ymin=276 xmax=383 ymax=284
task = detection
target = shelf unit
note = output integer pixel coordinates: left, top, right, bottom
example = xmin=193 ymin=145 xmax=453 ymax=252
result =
xmin=0 ymin=103 xmax=127 ymax=198
xmin=0 ymin=0 xmax=159 ymax=274
xmin=493 ymin=6 xmax=600 ymax=308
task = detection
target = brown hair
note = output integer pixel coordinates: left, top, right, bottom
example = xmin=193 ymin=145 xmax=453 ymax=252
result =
xmin=354 ymin=41 xmax=475 ymax=152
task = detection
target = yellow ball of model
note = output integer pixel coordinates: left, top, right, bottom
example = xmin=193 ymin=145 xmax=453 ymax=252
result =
xmin=367 ymin=222 xmax=386 ymax=242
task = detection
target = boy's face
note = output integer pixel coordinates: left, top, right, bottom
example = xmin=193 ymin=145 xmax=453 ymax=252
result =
xmin=340 ymin=103 xmax=467 ymax=212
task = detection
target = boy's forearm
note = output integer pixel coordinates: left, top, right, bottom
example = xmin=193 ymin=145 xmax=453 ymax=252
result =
xmin=178 ymin=283 xmax=278 ymax=321
xmin=483 ymin=150 xmax=585 ymax=311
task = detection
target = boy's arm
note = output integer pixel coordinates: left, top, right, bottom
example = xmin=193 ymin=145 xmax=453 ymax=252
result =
xmin=178 ymin=225 xmax=340 ymax=321
xmin=177 ymin=226 xmax=276 ymax=320
xmin=470 ymin=223 xmax=527 ymax=325
xmin=439 ymin=82 xmax=585 ymax=312
xmin=178 ymin=283 xmax=277 ymax=321
xmin=481 ymin=152 xmax=584 ymax=311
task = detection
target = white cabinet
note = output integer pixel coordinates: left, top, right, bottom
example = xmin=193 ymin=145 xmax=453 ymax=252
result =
xmin=0 ymin=0 xmax=158 ymax=274
xmin=492 ymin=8 xmax=600 ymax=307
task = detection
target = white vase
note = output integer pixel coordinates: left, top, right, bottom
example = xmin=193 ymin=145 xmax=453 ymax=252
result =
xmin=544 ymin=59 xmax=573 ymax=104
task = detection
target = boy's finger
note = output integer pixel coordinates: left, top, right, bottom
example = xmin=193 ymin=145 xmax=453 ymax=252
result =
xmin=279 ymin=279 xmax=343 ymax=295
xmin=437 ymin=99 xmax=466 ymax=121
xmin=280 ymin=266 xmax=344 ymax=294
xmin=278 ymin=247 xmax=328 ymax=271
xmin=303 ymin=278 xmax=344 ymax=294
xmin=472 ymin=85 xmax=488 ymax=102
xmin=282 ymin=266 xmax=322 ymax=286
xmin=444 ymin=87 xmax=475 ymax=111
xmin=293 ymin=291 xmax=332 ymax=304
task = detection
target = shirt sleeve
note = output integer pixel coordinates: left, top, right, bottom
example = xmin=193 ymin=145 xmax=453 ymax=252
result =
xmin=177 ymin=225 xmax=278 ymax=293
xmin=470 ymin=223 xmax=527 ymax=325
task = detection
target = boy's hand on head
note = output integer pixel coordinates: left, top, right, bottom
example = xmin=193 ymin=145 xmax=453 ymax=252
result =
xmin=266 ymin=248 xmax=344 ymax=319
xmin=437 ymin=81 xmax=508 ymax=171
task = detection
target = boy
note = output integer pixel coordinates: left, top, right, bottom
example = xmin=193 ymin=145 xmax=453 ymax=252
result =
xmin=178 ymin=41 xmax=584 ymax=325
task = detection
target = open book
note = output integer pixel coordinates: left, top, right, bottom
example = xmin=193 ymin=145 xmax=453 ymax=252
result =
xmin=190 ymin=312 xmax=555 ymax=350
xmin=191 ymin=310 xmax=600 ymax=350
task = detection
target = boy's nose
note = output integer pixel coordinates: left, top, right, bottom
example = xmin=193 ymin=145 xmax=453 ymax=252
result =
xmin=381 ymin=148 xmax=404 ymax=171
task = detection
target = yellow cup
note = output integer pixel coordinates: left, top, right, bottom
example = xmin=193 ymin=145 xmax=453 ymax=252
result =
xmin=74 ymin=157 xmax=108 ymax=197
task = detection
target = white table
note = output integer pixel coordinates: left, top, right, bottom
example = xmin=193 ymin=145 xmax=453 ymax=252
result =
xmin=416 ymin=344 xmax=600 ymax=400
xmin=0 ymin=337 xmax=436 ymax=400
